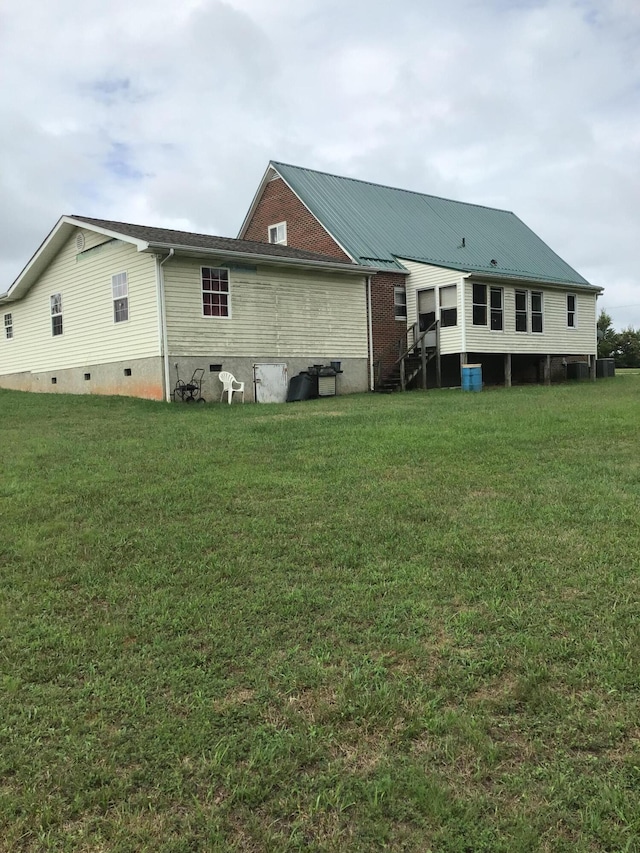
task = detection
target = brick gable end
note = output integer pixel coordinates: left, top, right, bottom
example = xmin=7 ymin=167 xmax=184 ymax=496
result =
xmin=243 ymin=177 xmax=352 ymax=262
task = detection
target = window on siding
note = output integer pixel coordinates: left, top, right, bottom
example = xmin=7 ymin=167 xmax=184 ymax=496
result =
xmin=490 ymin=287 xmax=503 ymax=331
xmin=418 ymin=288 xmax=436 ymax=331
xmin=394 ymin=286 xmax=407 ymax=319
xmin=472 ymin=283 xmax=487 ymax=325
xmin=439 ymin=284 xmax=457 ymax=327
xmin=51 ymin=293 xmax=63 ymax=336
xmin=567 ymin=293 xmax=577 ymax=328
xmin=202 ymin=267 xmax=230 ymax=317
xmin=515 ymin=290 xmax=528 ymax=332
xmin=4 ymin=313 xmax=13 ymax=340
xmin=112 ymin=272 xmax=129 ymax=323
xmin=532 ymin=291 xmax=543 ymax=333
xmin=268 ymin=222 xmax=287 ymax=245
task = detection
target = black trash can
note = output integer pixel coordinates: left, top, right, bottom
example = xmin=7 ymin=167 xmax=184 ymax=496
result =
xmin=286 ymin=372 xmax=316 ymax=402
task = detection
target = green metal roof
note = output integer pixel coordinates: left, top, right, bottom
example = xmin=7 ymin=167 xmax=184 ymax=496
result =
xmin=272 ymin=161 xmax=594 ymax=288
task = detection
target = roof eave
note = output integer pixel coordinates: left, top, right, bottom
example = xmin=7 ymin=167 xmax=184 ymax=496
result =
xmin=4 ymin=216 xmax=149 ymax=302
xmin=237 ymin=163 xmax=277 ymax=239
xmin=143 ymin=242 xmax=374 ymax=275
xmin=463 ymin=271 xmax=602 ymax=292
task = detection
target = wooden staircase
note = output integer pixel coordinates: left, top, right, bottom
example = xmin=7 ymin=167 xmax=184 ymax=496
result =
xmin=375 ymin=321 xmax=440 ymax=393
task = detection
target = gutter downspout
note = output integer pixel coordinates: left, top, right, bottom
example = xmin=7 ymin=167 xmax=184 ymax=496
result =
xmin=156 ymin=249 xmax=174 ymax=402
xmin=367 ymin=276 xmax=374 ymax=390
xmin=461 ymin=274 xmax=469 ymax=357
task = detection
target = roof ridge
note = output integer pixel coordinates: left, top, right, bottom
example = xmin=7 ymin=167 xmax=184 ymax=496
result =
xmin=270 ymin=161 xmax=514 ymax=215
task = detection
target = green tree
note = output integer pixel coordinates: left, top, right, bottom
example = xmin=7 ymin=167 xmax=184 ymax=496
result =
xmin=597 ymin=309 xmax=618 ymax=359
xmin=615 ymin=327 xmax=640 ymax=368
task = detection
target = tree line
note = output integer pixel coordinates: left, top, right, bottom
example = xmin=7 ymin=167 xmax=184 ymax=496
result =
xmin=597 ymin=310 xmax=640 ymax=368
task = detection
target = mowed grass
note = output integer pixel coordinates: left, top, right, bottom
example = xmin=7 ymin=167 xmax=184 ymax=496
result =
xmin=1 ymin=379 xmax=639 ymax=853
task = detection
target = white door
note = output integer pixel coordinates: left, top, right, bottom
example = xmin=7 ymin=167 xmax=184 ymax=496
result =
xmin=254 ymin=363 xmax=288 ymax=403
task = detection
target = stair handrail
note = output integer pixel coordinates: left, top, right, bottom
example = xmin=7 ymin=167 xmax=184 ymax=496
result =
xmin=373 ymin=325 xmax=416 ymax=389
xmin=375 ymin=320 xmax=439 ymax=390
xmin=390 ymin=319 xmax=438 ymax=370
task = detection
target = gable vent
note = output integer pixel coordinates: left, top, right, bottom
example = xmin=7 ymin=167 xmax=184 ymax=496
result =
xmin=75 ymin=232 xmax=85 ymax=252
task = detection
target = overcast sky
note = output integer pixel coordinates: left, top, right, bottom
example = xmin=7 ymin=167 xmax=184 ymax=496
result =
xmin=1 ymin=0 xmax=639 ymax=329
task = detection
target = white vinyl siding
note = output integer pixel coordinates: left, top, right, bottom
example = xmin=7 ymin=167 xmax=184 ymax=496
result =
xmin=0 ymin=231 xmax=159 ymax=377
xmin=399 ymin=259 xmax=464 ymax=354
xmin=399 ymin=259 xmax=597 ymax=355
xmin=75 ymin=228 xmax=119 ymax=253
xmin=163 ymin=257 xmax=368 ymax=358
xmin=464 ymin=282 xmax=597 ymax=354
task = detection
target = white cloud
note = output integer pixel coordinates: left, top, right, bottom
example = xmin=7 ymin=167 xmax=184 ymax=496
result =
xmin=1 ymin=0 xmax=639 ymax=328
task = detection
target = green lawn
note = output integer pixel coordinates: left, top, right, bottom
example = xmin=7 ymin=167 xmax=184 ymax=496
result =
xmin=1 ymin=380 xmax=639 ymax=852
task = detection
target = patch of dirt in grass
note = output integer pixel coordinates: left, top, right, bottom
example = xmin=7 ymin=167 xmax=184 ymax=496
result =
xmin=225 ymin=812 xmax=265 ymax=852
xmin=328 ymin=732 xmax=388 ymax=773
xmin=260 ymin=410 xmax=345 ymax=422
xmin=286 ymin=685 xmax=339 ymax=723
xmin=212 ymin=687 xmax=255 ymax=711
xmin=467 ymin=488 xmax=501 ymax=499
xmin=469 ymin=674 xmax=518 ymax=705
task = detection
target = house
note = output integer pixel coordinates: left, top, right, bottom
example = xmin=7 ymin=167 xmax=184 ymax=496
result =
xmin=0 ymin=216 xmax=372 ymax=402
xmin=239 ymin=162 xmax=603 ymax=389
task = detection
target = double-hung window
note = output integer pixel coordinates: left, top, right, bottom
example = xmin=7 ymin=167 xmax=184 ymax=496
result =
xmin=515 ymin=290 xmax=543 ymax=333
xmin=439 ymin=285 xmax=457 ymax=327
xmin=202 ymin=267 xmax=230 ymax=317
xmin=51 ymin=294 xmax=63 ymax=336
xmin=490 ymin=287 xmax=503 ymax=331
xmin=268 ymin=222 xmax=287 ymax=245
xmin=567 ymin=293 xmax=577 ymax=328
xmin=472 ymin=283 xmax=487 ymax=325
xmin=531 ymin=291 xmax=543 ymax=333
xmin=112 ymin=272 xmax=129 ymax=323
xmin=515 ymin=290 xmax=528 ymax=332
xmin=394 ymin=286 xmax=407 ymax=319
xmin=4 ymin=313 xmax=13 ymax=340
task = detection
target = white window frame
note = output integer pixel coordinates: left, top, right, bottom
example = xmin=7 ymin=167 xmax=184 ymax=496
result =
xmin=567 ymin=293 xmax=577 ymax=329
xmin=394 ymin=286 xmax=407 ymax=320
xmin=112 ymin=271 xmax=129 ymax=323
xmin=51 ymin=293 xmax=63 ymax=337
xmin=202 ymin=267 xmax=231 ymax=318
xmin=4 ymin=312 xmax=13 ymax=340
xmin=268 ymin=221 xmax=287 ymax=245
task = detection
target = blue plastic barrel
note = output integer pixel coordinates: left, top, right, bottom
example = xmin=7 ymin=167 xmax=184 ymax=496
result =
xmin=461 ymin=364 xmax=482 ymax=392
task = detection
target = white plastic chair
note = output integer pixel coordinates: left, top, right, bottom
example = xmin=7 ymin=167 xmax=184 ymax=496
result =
xmin=218 ymin=371 xmax=245 ymax=404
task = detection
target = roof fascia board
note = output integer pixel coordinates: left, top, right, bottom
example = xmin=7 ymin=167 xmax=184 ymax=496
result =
xmin=143 ymin=243 xmax=374 ymax=275
xmin=397 ymin=257 xmax=598 ymax=291
xmin=2 ymin=216 xmax=150 ymax=302
xmin=270 ymin=164 xmax=358 ymax=264
xmin=65 ymin=217 xmax=149 ymax=251
xmin=238 ymin=162 xmax=359 ymax=265
xmin=465 ymin=272 xmax=602 ymax=293
xmin=2 ymin=215 xmax=69 ymax=300
xmin=237 ymin=164 xmax=277 ymax=239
